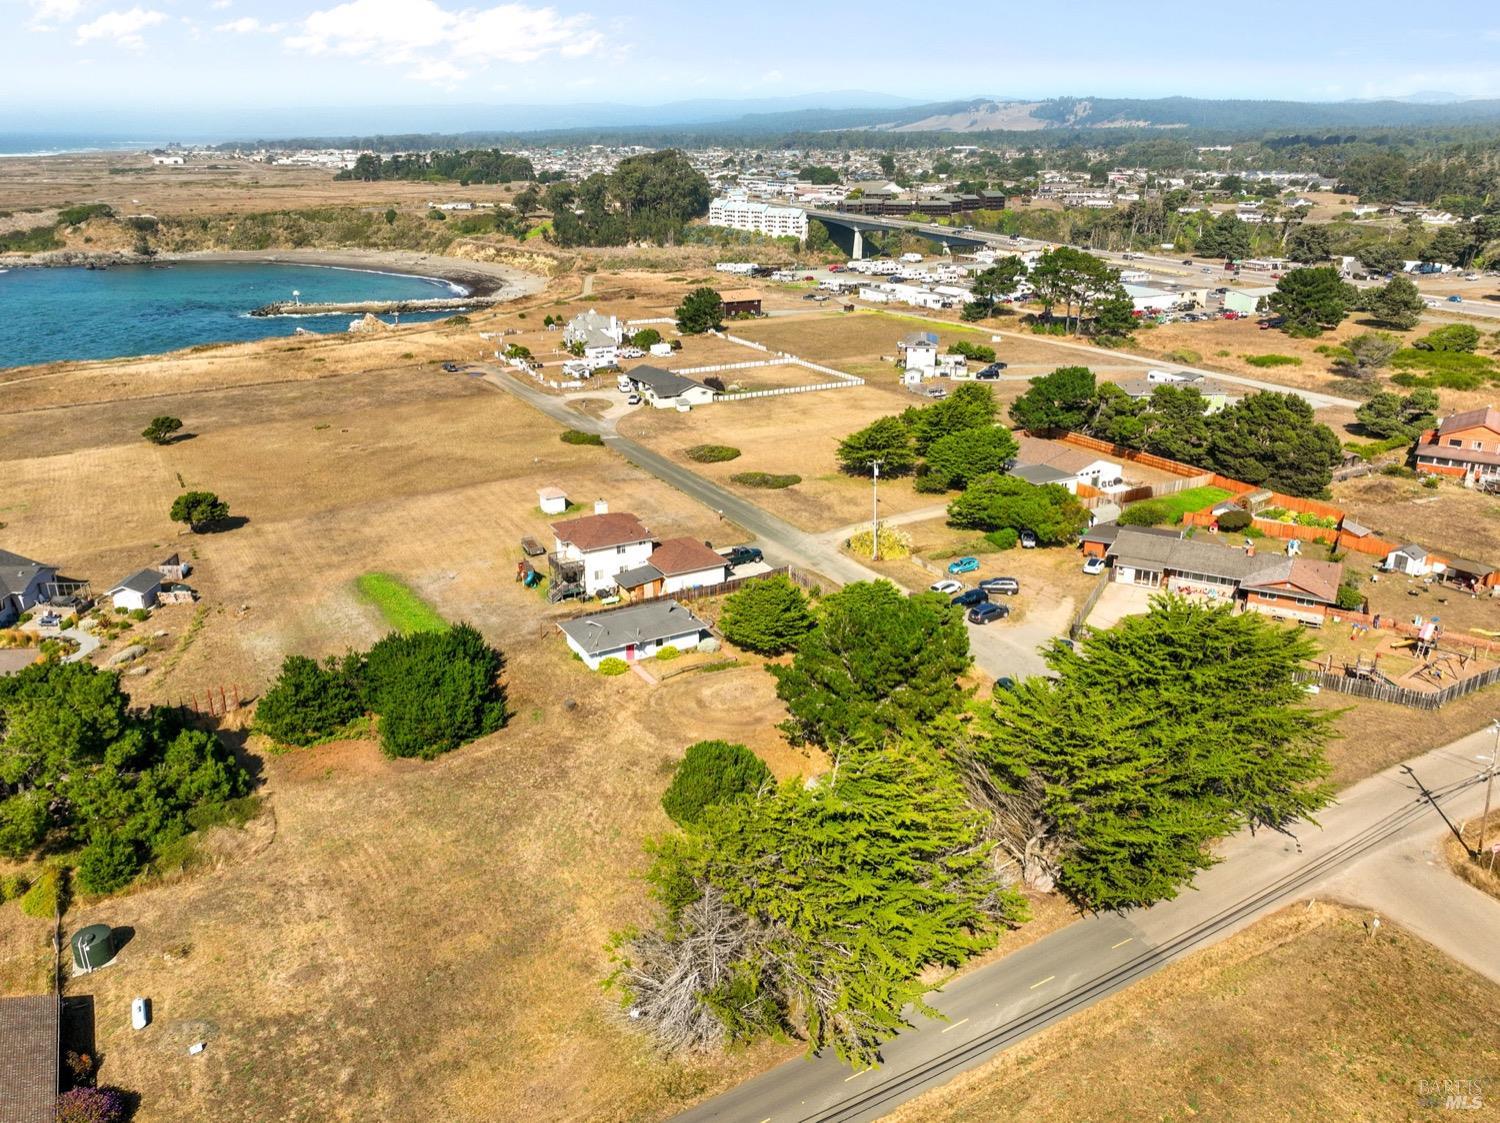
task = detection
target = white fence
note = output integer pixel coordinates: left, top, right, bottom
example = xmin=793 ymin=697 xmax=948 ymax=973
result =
xmin=626 ymin=317 xmax=676 ymax=327
xmin=676 ymin=358 xmax=783 ymax=376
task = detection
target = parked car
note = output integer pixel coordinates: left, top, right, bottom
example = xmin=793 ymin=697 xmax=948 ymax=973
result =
xmin=38 ymin=612 xmax=61 ymax=629
xmin=927 ymin=387 xmax=948 ymax=399
xmin=802 ymin=292 xmax=820 ymax=301
xmin=441 ymin=361 xmax=460 ymax=372
xmin=1082 ymin=555 xmax=1106 ymax=575
xmin=1214 ymin=286 xmax=1229 ymax=294
xmin=976 ymin=361 xmax=1009 ymax=379
xmin=930 ymin=578 xmax=964 ymax=595
xmin=724 ymin=546 xmax=763 ymax=568
xmin=1019 ymin=531 xmax=1038 ymax=549
xmin=994 ymin=676 xmax=1017 ymax=692
xmin=626 ymin=393 xmax=642 ymax=406
xmin=952 ymin=588 xmax=990 ymax=608
xmin=979 ymin=576 xmax=1020 ymax=595
xmin=1222 ymin=310 xmax=1240 ymax=320
xmin=1181 ymin=258 xmax=1193 ymax=265
xmin=947 ymin=556 xmax=981 ymax=575
xmin=967 ymin=602 xmax=1010 ymax=625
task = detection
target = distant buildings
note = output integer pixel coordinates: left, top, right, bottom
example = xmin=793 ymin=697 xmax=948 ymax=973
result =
xmin=708 ymin=195 xmax=809 ymax=241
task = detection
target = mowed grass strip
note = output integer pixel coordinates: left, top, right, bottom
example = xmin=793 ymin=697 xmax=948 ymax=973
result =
xmin=355 ymin=572 xmax=448 ymax=634
xmin=1132 ymin=485 xmax=1233 ymax=524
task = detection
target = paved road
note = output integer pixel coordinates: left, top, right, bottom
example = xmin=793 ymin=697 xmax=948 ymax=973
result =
xmin=670 ymin=724 xmax=1500 ymax=1123
xmin=475 ymin=365 xmax=1051 ymax=679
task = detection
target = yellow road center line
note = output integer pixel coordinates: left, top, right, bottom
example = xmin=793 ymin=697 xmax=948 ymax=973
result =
xmin=941 ymin=1018 xmax=970 ymax=1033
xmin=1030 ymin=975 xmax=1055 ymax=989
xmin=1112 ymin=938 xmax=1134 ymax=949
xmin=844 ymin=1069 xmax=869 ymax=1083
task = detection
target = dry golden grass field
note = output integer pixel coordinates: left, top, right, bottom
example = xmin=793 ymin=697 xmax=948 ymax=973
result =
xmin=887 ymin=902 xmax=1500 ymax=1123
xmin=1334 ymin=475 xmax=1500 ymax=565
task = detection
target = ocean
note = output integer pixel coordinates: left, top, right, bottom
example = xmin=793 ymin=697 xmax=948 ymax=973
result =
xmin=0 ymin=262 xmax=464 ymax=369
xmin=0 ymin=134 xmax=169 ymax=157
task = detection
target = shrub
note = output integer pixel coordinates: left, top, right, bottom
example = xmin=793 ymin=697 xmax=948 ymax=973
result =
xmin=730 ymin=472 xmax=801 ymax=489
xmin=985 ymin=527 xmax=1019 ymax=550
xmin=948 ymin=341 xmax=997 ymax=362
xmin=255 ymin=654 xmax=364 ymax=747
xmin=1382 ymin=464 xmax=1418 ymax=478
xmin=1242 ymin=354 xmax=1303 ymax=368
xmin=1216 ymin=508 xmax=1253 ymax=532
xmin=660 ymin=740 xmax=772 ymax=827
xmin=363 ymin=624 xmax=509 ymax=760
xmin=20 ymin=868 xmax=65 ymax=919
xmin=141 ymin=415 xmax=183 ymax=444
xmin=1164 ymin=348 xmax=1201 ymax=364
xmin=0 ymin=873 xmax=29 ymax=901
xmin=1414 ymin=324 xmax=1480 ymax=353
xmin=75 ymin=832 xmax=143 ymax=895
xmin=1335 ymin=583 xmax=1365 ymax=611
xmin=57 ymin=1086 xmax=127 ymax=1123
xmin=1118 ymin=500 xmax=1172 ymax=527
xmin=654 ymin=645 xmax=681 ymax=662
xmin=685 ymin=444 xmax=741 ymax=463
xmin=169 ymin=490 xmax=229 ymax=532
xmin=598 ymin=657 xmax=629 ymax=676
xmin=1423 ymin=475 xmax=1441 ymax=489
xmin=57 ymin=203 xmax=114 ymax=225
xmin=845 ymin=525 xmax=912 ymax=558
xmin=719 ymin=574 xmax=816 ymax=655
xmin=561 ymin=429 xmax=604 ymax=446
xmin=631 ymin=328 xmax=662 ymax=348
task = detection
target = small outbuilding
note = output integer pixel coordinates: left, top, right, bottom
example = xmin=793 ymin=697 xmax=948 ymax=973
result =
xmin=107 ymin=568 xmax=162 ymax=611
xmin=0 ymin=995 xmax=60 ymax=1123
xmin=538 ymin=487 xmax=570 ymax=516
xmin=1384 ymin=543 xmax=1437 ymax=577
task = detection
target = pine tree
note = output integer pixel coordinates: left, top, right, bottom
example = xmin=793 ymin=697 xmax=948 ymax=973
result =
xmin=718 ymin=574 xmax=815 ymax=655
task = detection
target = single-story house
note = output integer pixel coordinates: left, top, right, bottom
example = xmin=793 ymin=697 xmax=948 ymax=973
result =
xmin=626 ymin=365 xmax=718 ymax=410
xmin=615 ymin=538 xmax=732 ymax=600
xmin=551 ymin=507 xmax=655 ymax=597
xmin=719 ymin=289 xmax=764 ymax=317
xmin=559 ymin=598 xmax=712 ymax=670
xmin=108 ymin=568 xmax=162 ymax=611
xmin=1384 ymin=543 xmax=1438 ymax=577
xmin=1105 ymin=525 xmax=1343 ymax=624
xmin=1414 ymin=406 xmax=1500 ymax=487
xmin=0 ymin=550 xmax=58 ymax=625
xmin=0 ymin=995 xmax=60 ymax=1123
xmin=1115 ymin=376 xmax=1240 ymax=414
xmin=1011 ymin=436 xmax=1125 ymax=492
xmin=1079 ymin=521 xmax=1181 ymax=559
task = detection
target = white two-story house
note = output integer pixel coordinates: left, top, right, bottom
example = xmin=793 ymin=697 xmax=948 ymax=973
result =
xmin=563 ymin=309 xmax=625 ymax=365
xmin=550 ymin=506 xmax=654 ymax=596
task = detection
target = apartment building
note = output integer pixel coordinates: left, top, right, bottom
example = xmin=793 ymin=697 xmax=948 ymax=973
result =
xmin=707 ymin=196 xmax=809 ymax=241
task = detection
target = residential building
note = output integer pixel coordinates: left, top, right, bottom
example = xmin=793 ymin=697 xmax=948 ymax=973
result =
xmin=0 ymin=995 xmax=60 ymax=1123
xmin=1116 ymin=375 xmax=1240 ymax=413
xmin=0 ymin=549 xmax=57 ymax=625
xmin=550 ymin=507 xmax=655 ymax=596
xmin=563 ymin=309 xmax=624 ymax=362
xmin=1414 ymin=406 xmax=1500 ymax=486
xmin=1104 ymin=526 xmax=1343 ymax=624
xmin=625 ymin=365 xmax=718 ymax=410
xmin=1384 ymin=543 xmax=1438 ymax=577
xmin=1012 ymin=436 xmax=1125 ymax=492
xmin=559 ymin=598 xmax=712 ymax=669
xmin=899 ymin=331 xmax=939 ymax=373
xmin=108 ymin=568 xmax=163 ymax=611
xmin=719 ymin=289 xmax=763 ymax=317
xmin=707 ymin=196 xmax=809 ymax=241
xmin=614 ymin=538 xmax=730 ymax=600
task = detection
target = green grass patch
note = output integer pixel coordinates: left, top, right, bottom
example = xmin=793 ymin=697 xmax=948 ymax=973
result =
xmin=866 ymin=310 xmax=986 ymax=335
xmin=730 ymin=471 xmax=801 ymax=489
xmin=1163 ymin=348 xmax=1202 ymax=365
xmin=1344 ymin=435 xmax=1412 ymax=461
xmin=1242 ymin=353 xmax=1303 ymax=368
xmin=685 ymin=444 xmax=742 ymax=463
xmin=561 ymin=429 xmax=604 ymax=446
xmin=1123 ymin=486 xmax=1233 ymax=525
xmin=0 ymin=224 xmax=63 ymax=253
xmin=355 ymin=572 xmax=448 ymax=634
xmin=1389 ymin=348 xmax=1497 ymax=390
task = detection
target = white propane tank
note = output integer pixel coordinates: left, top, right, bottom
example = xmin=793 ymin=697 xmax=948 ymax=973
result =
xmin=131 ymin=997 xmax=150 ymax=1030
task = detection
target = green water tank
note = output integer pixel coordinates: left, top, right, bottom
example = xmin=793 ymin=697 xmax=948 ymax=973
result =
xmin=71 ymin=924 xmax=116 ymax=972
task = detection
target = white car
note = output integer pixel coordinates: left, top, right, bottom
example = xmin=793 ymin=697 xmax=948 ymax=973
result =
xmin=930 ymin=579 xmax=963 ymax=595
xmin=1082 ymin=555 xmax=1106 ymax=575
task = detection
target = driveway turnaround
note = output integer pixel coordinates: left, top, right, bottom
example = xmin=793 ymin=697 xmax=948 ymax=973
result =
xmin=668 ymin=724 xmax=1500 ymax=1123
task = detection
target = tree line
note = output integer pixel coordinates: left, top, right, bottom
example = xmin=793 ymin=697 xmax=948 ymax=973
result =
xmin=544 ymin=149 xmax=711 ymax=247
xmin=336 ymin=150 xmax=536 ymax=184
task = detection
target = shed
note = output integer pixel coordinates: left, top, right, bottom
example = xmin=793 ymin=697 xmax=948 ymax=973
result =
xmin=1384 ymin=543 xmax=1434 ymax=577
xmin=0 ymin=995 xmax=59 ymax=1123
xmin=537 ymin=487 xmax=570 ymax=516
xmin=107 ymin=568 xmax=162 ymax=612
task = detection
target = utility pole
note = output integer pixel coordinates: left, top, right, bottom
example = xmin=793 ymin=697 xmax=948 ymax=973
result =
xmin=869 ymin=460 xmax=882 ymax=561
xmin=1478 ymin=719 xmax=1500 ymax=855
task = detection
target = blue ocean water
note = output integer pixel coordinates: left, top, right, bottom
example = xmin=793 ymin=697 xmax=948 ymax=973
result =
xmin=0 ymin=262 xmax=462 ymax=368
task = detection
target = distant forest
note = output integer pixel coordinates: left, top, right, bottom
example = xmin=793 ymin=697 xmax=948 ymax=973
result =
xmin=333 ymin=149 xmax=537 ymax=184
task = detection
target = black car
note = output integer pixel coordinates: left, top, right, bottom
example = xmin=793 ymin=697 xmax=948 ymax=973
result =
xmin=994 ymin=676 xmax=1017 ymax=692
xmin=976 ymin=361 xmax=1009 ymax=380
xmin=724 ymin=546 xmax=763 ymax=568
xmin=951 ymin=588 xmax=989 ymax=609
xmin=967 ymin=602 xmax=1010 ymax=625
xmin=441 ymin=362 xmax=460 ymax=372
xmin=979 ymin=576 xmax=1020 ymax=595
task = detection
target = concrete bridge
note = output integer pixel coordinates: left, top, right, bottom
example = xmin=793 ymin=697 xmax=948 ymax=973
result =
xmin=804 ymin=208 xmax=998 ymax=258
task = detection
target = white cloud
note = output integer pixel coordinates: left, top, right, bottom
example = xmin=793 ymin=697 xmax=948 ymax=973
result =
xmin=27 ymin=0 xmax=85 ymax=29
xmin=74 ymin=7 xmax=167 ymax=48
xmin=215 ymin=15 xmax=283 ymax=33
xmin=286 ymin=0 xmax=601 ymax=83
xmin=210 ymin=0 xmax=232 ymax=7
xmin=761 ymin=68 xmax=783 ymax=83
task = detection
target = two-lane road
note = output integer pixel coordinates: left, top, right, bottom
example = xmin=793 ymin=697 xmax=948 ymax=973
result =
xmin=670 ymin=725 xmax=1500 ymax=1122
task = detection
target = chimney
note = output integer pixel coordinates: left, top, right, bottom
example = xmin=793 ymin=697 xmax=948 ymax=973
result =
xmin=595 ymin=498 xmax=608 ymax=515
xmin=1245 ymin=542 xmax=1256 ymax=557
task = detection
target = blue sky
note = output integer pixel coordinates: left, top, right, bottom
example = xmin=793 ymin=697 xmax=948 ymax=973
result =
xmin=3 ymin=0 xmax=1499 ymax=124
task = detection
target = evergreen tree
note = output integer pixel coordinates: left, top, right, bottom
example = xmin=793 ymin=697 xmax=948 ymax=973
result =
xmin=141 ymin=416 xmax=183 ymax=445
xmin=1196 ymin=213 xmax=1252 ymax=260
xmin=1007 ymin=366 xmax=1100 ymax=434
xmin=660 ymin=741 xmax=772 ymax=827
xmin=965 ymin=597 xmax=1334 ymax=910
xmin=718 ymin=574 xmax=815 ymax=655
xmin=1267 ymin=266 xmax=1357 ymax=337
xmin=254 ymin=654 xmax=365 ymax=746
xmin=771 ymin=582 xmax=970 ymax=749
xmin=675 ymin=287 xmax=724 ymax=334
xmin=946 ymin=473 xmax=1091 ymax=545
xmin=1206 ymin=392 xmax=1342 ymax=496
xmin=903 ymin=383 xmax=998 ymax=454
xmin=169 ymin=491 xmax=229 ymax=532
xmin=836 ymin=416 xmax=916 ymax=476
xmin=918 ymin=426 xmax=1019 ymax=493
xmin=1362 ymin=274 xmax=1425 ymax=331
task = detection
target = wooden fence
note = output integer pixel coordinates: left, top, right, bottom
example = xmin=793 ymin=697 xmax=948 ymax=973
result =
xmin=1294 ymin=665 xmax=1500 ymax=710
xmin=1068 ymin=572 xmax=1111 ymax=640
xmin=172 ymin=684 xmax=243 ymax=716
xmin=552 ymin=566 xmax=816 ymax=620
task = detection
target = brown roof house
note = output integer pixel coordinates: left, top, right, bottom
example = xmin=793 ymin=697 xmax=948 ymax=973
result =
xmin=614 ymin=537 xmax=730 ymax=600
xmin=0 ymin=995 xmax=60 ymax=1123
xmin=1415 ymin=405 xmax=1500 ymax=486
xmin=550 ymin=504 xmax=655 ymax=596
